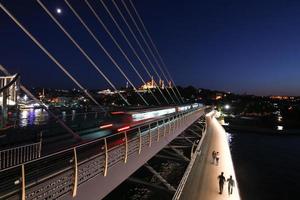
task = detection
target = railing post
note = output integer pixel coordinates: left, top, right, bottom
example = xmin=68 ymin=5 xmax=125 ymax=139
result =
xmin=175 ymin=116 xmax=177 ymax=131
xmin=21 ymin=164 xmax=26 ymax=200
xmin=179 ymin=114 xmax=182 ymax=129
xmin=163 ymin=119 xmax=166 ymax=137
xmin=124 ymin=131 xmax=128 ymax=163
xmin=72 ymin=147 xmax=78 ymax=197
xmin=156 ymin=121 xmax=160 ymax=142
xmin=0 ymin=151 xmax=2 ymax=169
xmin=39 ymin=131 xmax=43 ymax=158
xmin=178 ymin=114 xmax=180 ymax=129
xmin=10 ymin=149 xmax=13 ymax=167
xmin=13 ymin=148 xmax=16 ymax=166
xmin=20 ymin=147 xmax=23 ymax=164
xmin=168 ymin=118 xmax=172 ymax=134
xmin=29 ymin=145 xmax=32 ymax=161
xmin=138 ymin=127 xmax=142 ymax=154
xmin=104 ymin=138 xmax=108 ymax=176
xmin=173 ymin=117 xmax=176 ymax=133
xmin=148 ymin=124 xmax=152 ymax=147
xmin=168 ymin=118 xmax=170 ymax=135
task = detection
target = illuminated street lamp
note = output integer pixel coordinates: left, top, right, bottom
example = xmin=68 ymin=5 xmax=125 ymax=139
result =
xmin=224 ymin=104 xmax=230 ymax=110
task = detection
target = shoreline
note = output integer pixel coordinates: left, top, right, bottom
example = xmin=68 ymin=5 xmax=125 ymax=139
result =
xmin=224 ymin=125 xmax=300 ymax=135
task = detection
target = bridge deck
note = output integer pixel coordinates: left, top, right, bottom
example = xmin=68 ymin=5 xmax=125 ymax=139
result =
xmin=178 ymin=114 xmax=241 ymax=200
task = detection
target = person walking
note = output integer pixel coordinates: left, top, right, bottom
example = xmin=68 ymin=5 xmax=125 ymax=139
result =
xmin=218 ymin=172 xmax=226 ymax=194
xmin=227 ymin=175 xmax=235 ymax=195
xmin=212 ymin=150 xmax=216 ymax=164
xmin=216 ymin=152 xmax=220 ymax=165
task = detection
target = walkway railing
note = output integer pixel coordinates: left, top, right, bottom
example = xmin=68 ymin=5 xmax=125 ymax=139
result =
xmin=0 ymin=108 xmax=203 ymax=200
xmin=0 ymin=141 xmax=41 ymax=170
xmin=173 ymin=115 xmax=208 ymax=200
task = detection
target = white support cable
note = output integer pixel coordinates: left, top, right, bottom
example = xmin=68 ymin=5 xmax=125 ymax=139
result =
xmin=118 ymin=0 xmax=178 ymax=104
xmin=128 ymin=0 xmax=184 ymax=103
xmin=64 ymin=0 xmax=148 ymax=106
xmin=95 ymin=0 xmax=161 ymax=105
xmin=67 ymin=0 xmax=160 ymax=106
xmin=120 ymin=0 xmax=180 ymax=104
xmin=0 ymin=2 xmax=106 ymax=112
xmin=36 ymin=0 xmax=130 ymax=106
xmin=83 ymin=0 xmax=161 ymax=106
xmin=97 ymin=0 xmax=171 ymax=105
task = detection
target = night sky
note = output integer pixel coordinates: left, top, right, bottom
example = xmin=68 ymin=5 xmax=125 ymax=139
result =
xmin=1 ymin=0 xmax=300 ymax=96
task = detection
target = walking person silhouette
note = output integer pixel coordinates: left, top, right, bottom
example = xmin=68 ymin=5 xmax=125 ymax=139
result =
xmin=227 ymin=175 xmax=235 ymax=195
xmin=212 ymin=150 xmax=216 ymax=164
xmin=216 ymin=152 xmax=220 ymax=165
xmin=218 ymin=172 xmax=226 ymax=194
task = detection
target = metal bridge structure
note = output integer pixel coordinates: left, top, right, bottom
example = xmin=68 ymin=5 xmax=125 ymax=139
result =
xmin=0 ymin=107 xmax=206 ymax=200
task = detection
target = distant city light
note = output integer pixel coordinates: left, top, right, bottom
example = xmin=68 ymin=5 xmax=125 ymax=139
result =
xmin=277 ymin=116 xmax=282 ymax=122
xmin=224 ymin=104 xmax=230 ymax=110
xmin=56 ymin=8 xmax=62 ymax=14
xmin=277 ymin=126 xmax=283 ymax=131
xmin=23 ymin=94 xmax=28 ymax=101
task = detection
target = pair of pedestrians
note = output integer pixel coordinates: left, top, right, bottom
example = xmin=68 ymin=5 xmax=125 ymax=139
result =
xmin=218 ymin=172 xmax=235 ymax=195
xmin=211 ymin=150 xmax=220 ymax=165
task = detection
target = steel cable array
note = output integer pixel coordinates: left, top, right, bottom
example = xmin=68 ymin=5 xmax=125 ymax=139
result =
xmin=97 ymin=0 xmax=171 ymax=105
xmin=66 ymin=0 xmax=161 ymax=105
xmin=119 ymin=0 xmax=179 ymax=104
xmin=61 ymin=0 xmax=149 ymax=106
xmin=128 ymin=0 xmax=185 ymax=103
xmin=37 ymin=0 xmax=131 ymax=106
xmin=0 ymin=3 xmax=106 ymax=110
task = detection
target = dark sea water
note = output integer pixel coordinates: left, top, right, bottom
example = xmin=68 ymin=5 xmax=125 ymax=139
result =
xmin=229 ymin=132 xmax=300 ymax=200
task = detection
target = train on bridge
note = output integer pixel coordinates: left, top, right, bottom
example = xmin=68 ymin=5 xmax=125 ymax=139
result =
xmin=99 ymin=103 xmax=203 ymax=134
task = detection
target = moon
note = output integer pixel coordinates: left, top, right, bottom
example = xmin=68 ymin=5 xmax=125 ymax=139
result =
xmin=56 ymin=8 xmax=62 ymax=14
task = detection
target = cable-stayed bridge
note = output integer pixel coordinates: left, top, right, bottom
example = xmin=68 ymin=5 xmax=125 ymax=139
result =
xmin=0 ymin=1 xmax=240 ymax=199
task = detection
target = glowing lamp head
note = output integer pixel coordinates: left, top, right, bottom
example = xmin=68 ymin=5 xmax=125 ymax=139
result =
xmin=224 ymin=104 xmax=230 ymax=110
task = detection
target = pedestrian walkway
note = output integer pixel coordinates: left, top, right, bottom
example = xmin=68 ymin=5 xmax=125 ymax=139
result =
xmin=178 ymin=112 xmax=241 ymax=200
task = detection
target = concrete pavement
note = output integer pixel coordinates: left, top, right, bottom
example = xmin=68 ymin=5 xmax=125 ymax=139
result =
xmin=178 ymin=113 xmax=241 ymax=200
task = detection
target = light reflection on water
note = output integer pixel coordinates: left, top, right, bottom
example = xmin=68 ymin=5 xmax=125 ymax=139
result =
xmin=17 ymin=109 xmax=98 ymax=127
xmin=19 ymin=108 xmax=49 ymax=127
xmin=226 ymin=132 xmax=233 ymax=145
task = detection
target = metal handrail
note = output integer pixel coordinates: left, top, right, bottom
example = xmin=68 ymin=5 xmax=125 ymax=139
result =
xmin=0 ymin=107 xmax=203 ymax=200
xmin=172 ymin=115 xmax=207 ymax=200
xmin=0 ymin=108 xmax=198 ymax=173
xmin=0 ymin=141 xmax=41 ymax=152
xmin=0 ymin=141 xmax=42 ymax=170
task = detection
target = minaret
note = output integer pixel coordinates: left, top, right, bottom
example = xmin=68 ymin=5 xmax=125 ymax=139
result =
xmin=151 ymin=76 xmax=154 ymax=88
xmin=168 ymin=80 xmax=172 ymax=88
